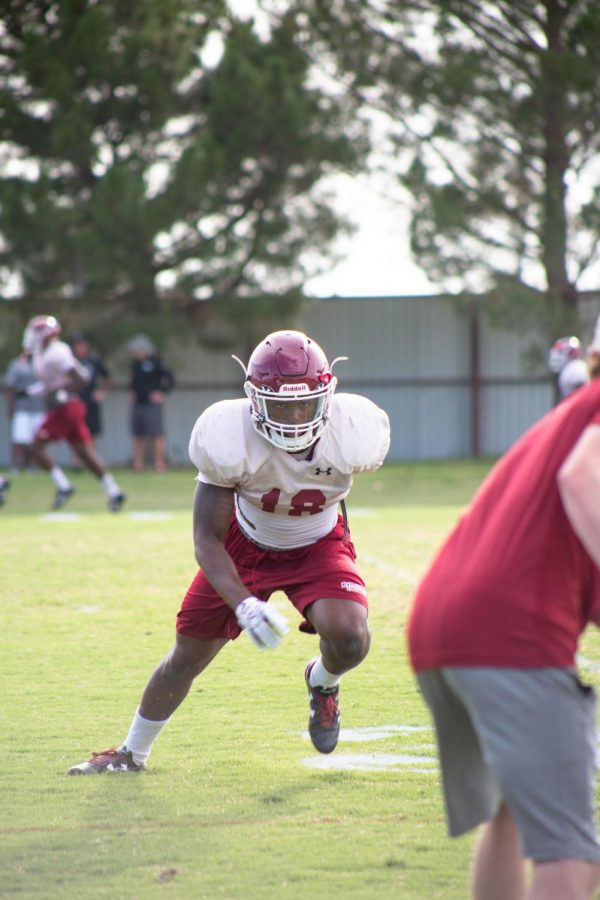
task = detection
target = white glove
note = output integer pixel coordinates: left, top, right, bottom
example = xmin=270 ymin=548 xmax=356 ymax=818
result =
xmin=235 ymin=597 xmax=289 ymax=650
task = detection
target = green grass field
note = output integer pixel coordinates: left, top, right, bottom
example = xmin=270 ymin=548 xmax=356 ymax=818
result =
xmin=3 ymin=461 xmax=600 ymax=899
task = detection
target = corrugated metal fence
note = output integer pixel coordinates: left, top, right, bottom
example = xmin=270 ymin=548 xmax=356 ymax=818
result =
xmin=2 ymin=294 xmax=599 ymax=467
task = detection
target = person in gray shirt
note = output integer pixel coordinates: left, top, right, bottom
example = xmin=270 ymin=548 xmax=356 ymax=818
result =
xmin=4 ymin=350 xmax=46 ymax=472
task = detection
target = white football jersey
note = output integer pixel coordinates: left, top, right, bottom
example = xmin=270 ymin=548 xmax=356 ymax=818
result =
xmin=189 ymin=393 xmax=391 ymax=549
xmin=34 ymin=339 xmax=86 ymax=393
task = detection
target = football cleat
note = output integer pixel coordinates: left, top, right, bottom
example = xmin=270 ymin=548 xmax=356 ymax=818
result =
xmin=305 ymin=658 xmax=340 ymax=754
xmin=67 ymin=747 xmax=144 ymax=776
xmin=108 ymin=492 xmax=126 ymax=513
xmin=51 ymin=486 xmax=75 ymax=511
xmin=0 ymin=477 xmax=10 ymax=507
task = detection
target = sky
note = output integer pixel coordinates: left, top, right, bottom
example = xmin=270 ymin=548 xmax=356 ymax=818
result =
xmin=223 ymin=0 xmax=441 ymax=300
xmin=303 ymin=173 xmax=440 ymax=299
xmin=224 ymin=1 xmax=600 ymax=301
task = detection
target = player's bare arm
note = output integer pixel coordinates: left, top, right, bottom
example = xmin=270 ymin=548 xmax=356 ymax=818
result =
xmin=192 ymin=481 xmax=288 ymax=650
xmin=192 ymin=482 xmax=250 ymax=611
xmin=65 ymin=364 xmax=90 ymax=393
xmin=557 ymin=423 xmax=600 ymax=571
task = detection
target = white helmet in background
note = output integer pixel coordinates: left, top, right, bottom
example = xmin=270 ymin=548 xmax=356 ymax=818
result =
xmin=547 ymin=336 xmax=582 ymax=373
xmin=23 ymin=315 xmax=61 ymax=353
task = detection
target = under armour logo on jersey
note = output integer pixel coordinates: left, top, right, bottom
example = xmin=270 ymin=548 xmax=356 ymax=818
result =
xmin=315 ymin=467 xmax=332 ymax=475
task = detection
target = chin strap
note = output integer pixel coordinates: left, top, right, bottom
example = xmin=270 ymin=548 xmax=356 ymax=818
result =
xmin=231 ymin=354 xmax=248 ymax=377
xmin=340 ymin=498 xmax=348 ymax=543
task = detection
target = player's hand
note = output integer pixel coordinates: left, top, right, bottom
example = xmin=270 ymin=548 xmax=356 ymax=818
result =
xmin=234 ymin=597 xmax=289 ymax=650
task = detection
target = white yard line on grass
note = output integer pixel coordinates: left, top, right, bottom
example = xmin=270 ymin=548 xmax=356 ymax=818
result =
xmin=300 ymin=724 xmax=437 ymax=772
xmin=577 ymin=654 xmax=600 ymax=673
xmin=337 ymin=724 xmax=430 ymax=741
xmin=40 ymin=512 xmax=82 ymax=522
xmin=128 ymin=511 xmax=173 ymax=521
xmin=360 ymin=553 xmax=418 ymax=585
xmin=40 ymin=510 xmax=173 ymax=521
xmin=302 ymin=753 xmax=437 ymax=772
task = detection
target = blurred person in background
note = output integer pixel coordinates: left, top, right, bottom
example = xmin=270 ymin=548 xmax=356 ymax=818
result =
xmin=70 ymin=331 xmax=112 ymax=449
xmin=4 ymin=346 xmax=46 ymax=472
xmin=20 ymin=315 xmax=126 ymax=513
xmin=547 ymin=335 xmax=589 ymax=402
xmin=68 ymin=329 xmax=390 ymax=774
xmin=127 ymin=334 xmax=174 ymax=473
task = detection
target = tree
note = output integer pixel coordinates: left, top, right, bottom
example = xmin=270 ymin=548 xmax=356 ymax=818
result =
xmin=297 ymin=0 xmax=600 ymax=339
xmin=0 ymin=0 xmax=363 ymax=358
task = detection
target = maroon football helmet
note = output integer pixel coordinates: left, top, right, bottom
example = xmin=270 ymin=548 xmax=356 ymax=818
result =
xmin=23 ymin=315 xmax=61 ymax=353
xmin=235 ymin=330 xmax=341 ymax=451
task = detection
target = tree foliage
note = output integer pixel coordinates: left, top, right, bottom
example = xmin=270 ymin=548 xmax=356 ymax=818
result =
xmin=0 ymin=0 xmax=363 ymax=356
xmin=297 ymin=0 xmax=600 ymax=337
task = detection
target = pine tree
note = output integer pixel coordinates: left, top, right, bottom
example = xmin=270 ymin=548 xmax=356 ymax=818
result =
xmin=299 ymin=0 xmax=600 ymax=337
xmin=0 ymin=1 xmax=362 ymax=354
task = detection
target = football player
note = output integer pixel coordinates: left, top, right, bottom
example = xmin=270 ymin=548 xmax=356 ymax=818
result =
xmin=68 ymin=329 xmax=391 ymax=773
xmin=22 ymin=315 xmax=126 ymax=512
xmin=548 ymin=335 xmax=590 ymax=400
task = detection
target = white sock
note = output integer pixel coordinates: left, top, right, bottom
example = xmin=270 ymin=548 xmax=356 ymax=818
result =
xmin=309 ymin=658 xmax=340 ymax=690
xmin=101 ymin=472 xmax=120 ymax=497
xmin=50 ymin=466 xmax=71 ymax=491
xmin=120 ymin=710 xmax=170 ymax=765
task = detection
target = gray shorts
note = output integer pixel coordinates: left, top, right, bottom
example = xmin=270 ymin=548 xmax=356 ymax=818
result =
xmin=131 ymin=403 xmax=164 ymax=438
xmin=416 ymin=667 xmax=600 ymax=863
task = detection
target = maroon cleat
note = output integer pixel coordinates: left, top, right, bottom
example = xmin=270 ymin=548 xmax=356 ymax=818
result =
xmin=305 ymin=659 xmax=340 ymax=754
xmin=67 ymin=747 xmax=144 ymax=775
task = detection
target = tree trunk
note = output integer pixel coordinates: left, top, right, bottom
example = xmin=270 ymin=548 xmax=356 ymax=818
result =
xmin=541 ymin=0 xmax=577 ymax=333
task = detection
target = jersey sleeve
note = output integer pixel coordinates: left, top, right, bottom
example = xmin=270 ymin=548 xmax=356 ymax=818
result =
xmin=50 ymin=342 xmax=77 ymax=373
xmin=38 ymin=341 xmax=89 ymax=390
xmin=53 ymin=342 xmax=90 ymax=380
xmin=332 ymin=393 xmax=391 ymax=473
xmin=188 ymin=399 xmax=251 ymax=487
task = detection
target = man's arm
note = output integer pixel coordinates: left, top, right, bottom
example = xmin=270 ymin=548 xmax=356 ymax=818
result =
xmin=192 ymin=482 xmax=288 ymax=648
xmin=557 ymin=423 xmax=600 ymax=571
xmin=5 ymin=386 xmax=16 ymax=419
xmin=192 ymin=482 xmax=249 ymax=610
xmin=94 ymin=360 xmax=112 ymax=401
